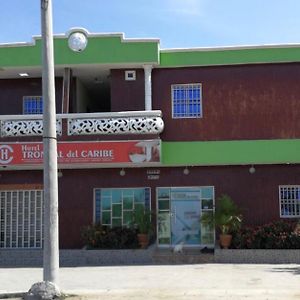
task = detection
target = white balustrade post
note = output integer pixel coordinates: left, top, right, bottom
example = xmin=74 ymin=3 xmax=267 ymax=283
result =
xmin=144 ymin=65 xmax=153 ymax=111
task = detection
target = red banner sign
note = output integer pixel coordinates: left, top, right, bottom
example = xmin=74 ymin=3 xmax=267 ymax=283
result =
xmin=0 ymin=140 xmax=161 ymax=168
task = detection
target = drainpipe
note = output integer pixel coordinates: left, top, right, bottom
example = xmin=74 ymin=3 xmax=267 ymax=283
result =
xmin=144 ymin=65 xmax=153 ymax=111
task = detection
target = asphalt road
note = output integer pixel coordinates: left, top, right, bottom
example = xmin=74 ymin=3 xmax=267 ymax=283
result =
xmin=1 ymin=264 xmax=300 ymax=299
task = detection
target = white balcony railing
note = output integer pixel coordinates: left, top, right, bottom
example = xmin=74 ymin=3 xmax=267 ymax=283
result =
xmin=0 ymin=111 xmax=164 ymax=137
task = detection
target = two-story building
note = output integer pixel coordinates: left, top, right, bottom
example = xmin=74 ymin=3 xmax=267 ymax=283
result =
xmin=0 ymin=28 xmax=300 ymax=250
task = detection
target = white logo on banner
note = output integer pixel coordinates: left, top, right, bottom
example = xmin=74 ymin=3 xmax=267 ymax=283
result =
xmin=0 ymin=145 xmax=14 ymax=164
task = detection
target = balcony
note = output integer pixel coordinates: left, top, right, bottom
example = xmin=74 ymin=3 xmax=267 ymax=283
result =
xmin=0 ymin=111 xmax=164 ymax=137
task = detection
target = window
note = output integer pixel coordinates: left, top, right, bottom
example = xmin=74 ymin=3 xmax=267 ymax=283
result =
xmin=94 ymin=188 xmax=150 ymax=228
xmin=172 ymin=83 xmax=202 ymax=118
xmin=23 ymin=96 xmax=43 ymax=114
xmin=125 ymin=70 xmax=136 ymax=81
xmin=279 ymin=185 xmax=300 ymax=217
xmin=0 ymin=190 xmax=44 ymax=248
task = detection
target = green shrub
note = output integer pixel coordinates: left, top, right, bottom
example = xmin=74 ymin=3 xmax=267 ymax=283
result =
xmin=81 ymin=224 xmax=139 ymax=249
xmin=231 ymin=220 xmax=300 ymax=249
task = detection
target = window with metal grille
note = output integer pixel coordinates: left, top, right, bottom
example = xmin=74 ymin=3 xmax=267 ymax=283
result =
xmin=279 ymin=186 xmax=300 ymax=217
xmin=171 ymin=83 xmax=202 ymax=118
xmin=0 ymin=190 xmax=44 ymax=248
xmin=23 ymin=96 xmax=43 ymax=114
xmin=94 ymin=188 xmax=150 ymax=228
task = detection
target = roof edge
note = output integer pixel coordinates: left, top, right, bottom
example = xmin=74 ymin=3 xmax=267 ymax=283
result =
xmin=0 ymin=28 xmax=160 ymax=48
xmin=161 ymin=43 xmax=300 ymax=53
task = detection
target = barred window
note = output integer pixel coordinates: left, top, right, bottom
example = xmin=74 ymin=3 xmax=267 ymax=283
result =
xmin=23 ymin=96 xmax=43 ymax=114
xmin=279 ymin=185 xmax=300 ymax=217
xmin=0 ymin=190 xmax=44 ymax=248
xmin=172 ymin=83 xmax=202 ymax=118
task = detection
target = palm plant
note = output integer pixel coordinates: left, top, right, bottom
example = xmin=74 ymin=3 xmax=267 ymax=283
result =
xmin=133 ymin=206 xmax=152 ymax=248
xmin=202 ymin=194 xmax=242 ymax=234
xmin=133 ymin=206 xmax=152 ymax=234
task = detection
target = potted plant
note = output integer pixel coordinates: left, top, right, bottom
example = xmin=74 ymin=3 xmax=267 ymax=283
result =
xmin=133 ymin=206 xmax=152 ymax=248
xmin=202 ymin=194 xmax=242 ymax=249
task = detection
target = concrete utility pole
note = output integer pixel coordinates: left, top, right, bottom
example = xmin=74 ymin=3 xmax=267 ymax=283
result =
xmin=26 ymin=1 xmax=60 ymax=298
xmin=41 ymin=0 xmax=60 ymax=286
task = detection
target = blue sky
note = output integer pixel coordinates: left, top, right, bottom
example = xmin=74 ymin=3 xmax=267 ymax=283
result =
xmin=1 ymin=0 xmax=300 ymax=48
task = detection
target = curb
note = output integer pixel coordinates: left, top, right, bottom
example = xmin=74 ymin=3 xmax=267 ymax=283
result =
xmin=0 ymin=292 xmax=25 ymax=299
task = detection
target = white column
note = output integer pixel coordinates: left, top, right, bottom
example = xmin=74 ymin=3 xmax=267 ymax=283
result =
xmin=144 ymin=65 xmax=153 ymax=111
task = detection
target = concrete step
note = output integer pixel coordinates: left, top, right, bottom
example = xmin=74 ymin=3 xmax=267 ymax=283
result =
xmin=152 ymin=248 xmax=215 ymax=264
xmin=0 ymin=247 xmax=215 ymax=267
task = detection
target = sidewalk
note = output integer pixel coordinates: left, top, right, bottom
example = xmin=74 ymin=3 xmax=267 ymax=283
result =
xmin=1 ymin=264 xmax=300 ymax=299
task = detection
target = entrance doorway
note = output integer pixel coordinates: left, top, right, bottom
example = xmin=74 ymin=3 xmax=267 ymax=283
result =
xmin=73 ymin=68 xmax=111 ymax=114
xmin=171 ymin=197 xmax=201 ymax=245
xmin=157 ymin=187 xmax=215 ymax=248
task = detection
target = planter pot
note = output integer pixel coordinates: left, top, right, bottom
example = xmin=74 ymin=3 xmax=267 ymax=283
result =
xmin=219 ymin=234 xmax=232 ymax=249
xmin=137 ymin=233 xmax=149 ymax=249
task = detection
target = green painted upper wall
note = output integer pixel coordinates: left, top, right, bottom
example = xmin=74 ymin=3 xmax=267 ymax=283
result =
xmin=2 ymin=30 xmax=300 ymax=68
xmin=0 ymin=34 xmax=159 ymax=67
xmin=162 ymin=139 xmax=300 ymax=166
xmin=160 ymin=46 xmax=300 ymax=67
xmin=0 ymin=39 xmax=43 ymax=67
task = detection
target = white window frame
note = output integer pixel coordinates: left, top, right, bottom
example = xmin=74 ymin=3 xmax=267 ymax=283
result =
xmin=23 ymin=96 xmax=43 ymax=114
xmin=125 ymin=70 xmax=136 ymax=81
xmin=0 ymin=190 xmax=44 ymax=248
xmin=279 ymin=185 xmax=300 ymax=218
xmin=171 ymin=83 xmax=202 ymax=119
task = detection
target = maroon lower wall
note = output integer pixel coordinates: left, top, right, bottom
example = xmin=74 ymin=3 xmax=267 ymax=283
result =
xmin=0 ymin=78 xmax=63 ymax=115
xmin=0 ymin=164 xmax=299 ymax=248
xmin=110 ymin=69 xmax=145 ymax=112
xmin=152 ymin=63 xmax=300 ymax=141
